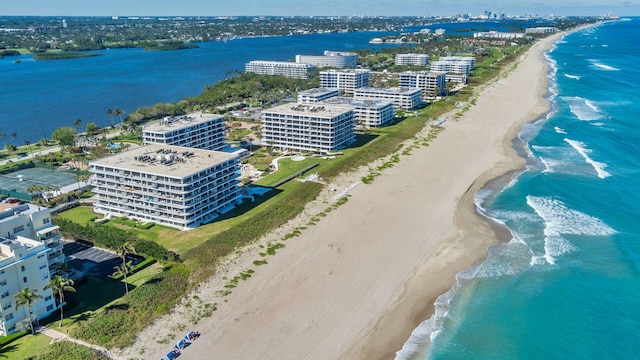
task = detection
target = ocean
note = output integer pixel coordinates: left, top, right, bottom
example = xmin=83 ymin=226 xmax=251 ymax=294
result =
xmin=397 ymin=18 xmax=640 ymax=360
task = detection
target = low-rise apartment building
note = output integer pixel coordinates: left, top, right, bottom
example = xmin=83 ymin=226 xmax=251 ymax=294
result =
xmin=295 ymin=50 xmax=358 ymax=68
xmin=0 ymin=237 xmax=56 ymax=336
xmin=0 ymin=204 xmax=64 ymax=274
xmin=90 ymin=144 xmax=241 ymax=230
xmin=261 ymin=103 xmax=355 ymax=153
xmin=142 ymin=112 xmax=226 ymax=151
xmin=353 ymin=87 xmax=424 ymax=110
xmin=245 ymin=60 xmax=316 ymax=79
xmin=297 ymin=88 xmax=340 ymax=104
xmin=322 ymin=97 xmax=395 ymax=129
xmin=395 ymin=53 xmax=430 ymax=66
xmin=399 ymin=71 xmax=446 ymax=98
xmin=319 ymin=69 xmax=370 ymax=95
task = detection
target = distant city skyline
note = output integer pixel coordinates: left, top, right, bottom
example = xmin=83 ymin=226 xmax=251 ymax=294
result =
xmin=1 ymin=0 xmax=638 ymax=17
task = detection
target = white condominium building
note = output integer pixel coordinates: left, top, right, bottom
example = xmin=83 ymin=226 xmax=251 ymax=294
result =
xmin=323 ymin=97 xmax=395 ymax=129
xmin=295 ymin=50 xmax=358 ymax=68
xmin=430 ymin=60 xmax=473 ymax=84
xmin=353 ymin=87 xmax=424 ymax=110
xmin=395 ymin=53 xmax=430 ymax=66
xmin=319 ymin=69 xmax=370 ymax=95
xmin=261 ymin=103 xmax=355 ymax=153
xmin=0 ymin=237 xmax=56 ymax=336
xmin=90 ymin=144 xmax=240 ymax=230
xmin=0 ymin=204 xmax=64 ymax=274
xmin=245 ymin=60 xmax=316 ymax=79
xmin=439 ymin=56 xmax=476 ymax=70
xmin=399 ymin=71 xmax=446 ymax=97
xmin=525 ymin=27 xmax=556 ymax=34
xmin=473 ymin=31 xmax=526 ymax=39
xmin=297 ymin=88 xmax=340 ymax=104
xmin=142 ymin=112 xmax=226 ymax=151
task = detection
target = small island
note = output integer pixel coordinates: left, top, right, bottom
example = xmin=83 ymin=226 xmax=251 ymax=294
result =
xmin=33 ymin=52 xmax=102 ymax=60
xmin=144 ymin=43 xmax=200 ymax=51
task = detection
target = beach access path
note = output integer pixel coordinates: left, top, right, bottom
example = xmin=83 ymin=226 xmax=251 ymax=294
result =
xmin=117 ymin=30 xmax=569 ymax=360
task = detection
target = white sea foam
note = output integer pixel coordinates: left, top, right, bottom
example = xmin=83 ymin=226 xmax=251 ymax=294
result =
xmin=554 ymin=126 xmax=567 ymax=134
xmin=526 ymin=196 xmax=617 ymax=264
xmin=562 ymin=96 xmax=602 ymax=121
xmin=564 ymin=73 xmax=581 ymax=80
xmin=593 ymin=62 xmax=620 ymax=71
xmin=564 ymin=138 xmax=611 ymax=178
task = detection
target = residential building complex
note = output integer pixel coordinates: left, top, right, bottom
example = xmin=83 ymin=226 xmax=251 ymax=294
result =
xmin=0 ymin=236 xmax=56 ymax=336
xmin=439 ymin=56 xmax=476 ymax=70
xmin=473 ymin=31 xmax=526 ymax=39
xmin=322 ymin=97 xmax=395 ymax=128
xmin=0 ymin=204 xmax=65 ymax=274
xmin=525 ymin=27 xmax=556 ymax=34
xmin=353 ymin=87 xmax=424 ymax=110
xmin=395 ymin=53 xmax=430 ymax=66
xmin=399 ymin=71 xmax=446 ymax=98
xmin=297 ymin=88 xmax=340 ymax=104
xmin=142 ymin=112 xmax=226 ymax=151
xmin=90 ymin=144 xmax=241 ymax=230
xmin=430 ymin=60 xmax=473 ymax=84
xmin=319 ymin=69 xmax=370 ymax=95
xmin=261 ymin=103 xmax=355 ymax=153
xmin=245 ymin=60 xmax=316 ymax=79
xmin=295 ymin=50 xmax=358 ymax=68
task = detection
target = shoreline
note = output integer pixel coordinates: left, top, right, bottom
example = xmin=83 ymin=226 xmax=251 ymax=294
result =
xmin=115 ymin=27 xmax=588 ymax=360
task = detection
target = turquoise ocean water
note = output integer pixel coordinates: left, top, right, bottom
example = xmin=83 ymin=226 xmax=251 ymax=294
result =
xmin=397 ymin=18 xmax=640 ymax=360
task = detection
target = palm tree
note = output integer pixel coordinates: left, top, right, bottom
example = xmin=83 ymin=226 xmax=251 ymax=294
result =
xmin=113 ymin=261 xmax=133 ymax=295
xmin=45 ymin=276 xmax=75 ymax=327
xmin=14 ymin=288 xmax=42 ymax=335
xmin=74 ymin=119 xmax=83 ymax=134
xmin=11 ymin=133 xmax=18 ymax=147
xmin=0 ymin=132 xmax=5 ymax=148
xmin=114 ymin=109 xmax=124 ymax=128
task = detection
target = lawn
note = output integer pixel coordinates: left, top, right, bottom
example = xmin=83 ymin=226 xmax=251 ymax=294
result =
xmin=253 ymin=157 xmax=324 ymax=187
xmin=56 ymin=206 xmax=98 ymax=226
xmin=0 ymin=333 xmax=51 ymax=359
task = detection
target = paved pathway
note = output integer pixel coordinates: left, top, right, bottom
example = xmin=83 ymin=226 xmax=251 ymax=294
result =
xmin=37 ymin=325 xmax=115 ymax=358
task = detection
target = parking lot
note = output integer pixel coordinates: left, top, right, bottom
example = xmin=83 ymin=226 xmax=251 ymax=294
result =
xmin=63 ymin=240 xmax=120 ymax=278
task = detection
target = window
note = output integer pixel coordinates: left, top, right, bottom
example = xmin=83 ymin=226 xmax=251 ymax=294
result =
xmin=0 ymin=292 xmax=8 ymax=299
xmin=4 ymin=313 xmax=13 ymax=321
xmin=0 ymin=280 xmax=6 ymax=287
xmin=41 ymin=273 xmax=48 ymax=280
xmin=46 ymin=305 xmax=54 ymax=311
xmin=44 ymin=295 xmax=52 ymax=301
xmin=13 ymin=225 xmax=24 ymax=233
xmin=43 ymin=218 xmax=50 ymax=224
xmin=22 ymin=277 xmax=27 ymax=283
xmin=2 ymin=303 xmax=10 ymax=310
xmin=20 ymin=266 xmax=25 ymax=272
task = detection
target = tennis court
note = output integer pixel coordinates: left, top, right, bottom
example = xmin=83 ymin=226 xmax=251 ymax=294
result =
xmin=0 ymin=167 xmax=79 ymax=199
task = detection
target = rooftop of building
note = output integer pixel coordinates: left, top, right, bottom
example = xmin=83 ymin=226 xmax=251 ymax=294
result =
xmin=401 ymin=70 xmax=446 ymax=76
xmin=0 ymin=203 xmax=48 ymax=223
xmin=142 ymin=112 xmax=224 ymax=133
xmin=319 ymin=68 xmax=370 ymax=74
xmin=355 ymin=87 xmax=422 ymax=95
xmin=262 ymin=103 xmax=354 ymax=117
xmin=248 ymin=60 xmax=314 ymax=67
xmin=90 ymin=144 xmax=237 ymax=178
xmin=323 ymin=96 xmax=394 ymax=109
xmin=298 ymin=88 xmax=340 ymax=96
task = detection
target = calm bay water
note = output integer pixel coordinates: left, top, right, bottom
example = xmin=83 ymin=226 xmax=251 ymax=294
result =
xmin=397 ymin=18 xmax=640 ymax=360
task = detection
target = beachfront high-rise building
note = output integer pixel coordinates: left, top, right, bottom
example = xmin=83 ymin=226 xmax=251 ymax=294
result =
xmin=0 ymin=204 xmax=65 ymax=275
xmin=525 ymin=27 xmax=557 ymax=34
xmin=142 ymin=112 xmax=227 ymax=151
xmin=353 ymin=87 xmax=424 ymax=110
xmin=0 ymin=236 xmax=56 ymax=336
xmin=245 ymin=60 xmax=316 ymax=79
xmin=395 ymin=53 xmax=430 ymax=66
xmin=473 ymin=31 xmax=526 ymax=39
xmin=439 ymin=56 xmax=476 ymax=70
xmin=297 ymin=88 xmax=340 ymax=104
xmin=90 ymin=144 xmax=240 ymax=230
xmin=295 ymin=50 xmax=358 ymax=68
xmin=430 ymin=60 xmax=473 ymax=84
xmin=399 ymin=71 xmax=447 ymax=98
xmin=319 ymin=69 xmax=370 ymax=95
xmin=322 ymin=97 xmax=395 ymax=129
xmin=261 ymin=103 xmax=355 ymax=153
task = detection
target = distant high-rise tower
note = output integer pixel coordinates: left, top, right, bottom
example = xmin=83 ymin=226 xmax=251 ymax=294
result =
xmin=62 ymin=19 xmax=67 ymax=28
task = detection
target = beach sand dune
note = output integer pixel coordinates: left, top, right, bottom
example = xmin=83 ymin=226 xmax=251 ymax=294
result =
xmin=117 ymin=31 xmax=567 ymax=360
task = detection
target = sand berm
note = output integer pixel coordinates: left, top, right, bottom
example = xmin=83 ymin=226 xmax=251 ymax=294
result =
xmin=116 ymin=28 xmax=578 ymax=360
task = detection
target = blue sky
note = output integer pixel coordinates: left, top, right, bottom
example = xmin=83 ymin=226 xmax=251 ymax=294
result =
xmin=2 ymin=0 xmax=638 ymax=17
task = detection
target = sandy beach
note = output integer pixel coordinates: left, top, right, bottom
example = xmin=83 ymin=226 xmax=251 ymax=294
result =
xmin=116 ymin=30 xmax=568 ymax=360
